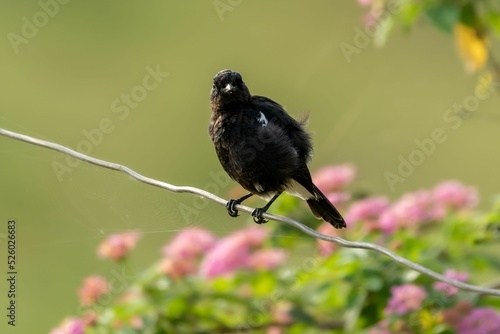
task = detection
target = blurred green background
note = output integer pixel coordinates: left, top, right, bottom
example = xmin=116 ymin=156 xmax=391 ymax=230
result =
xmin=0 ymin=1 xmax=499 ymax=332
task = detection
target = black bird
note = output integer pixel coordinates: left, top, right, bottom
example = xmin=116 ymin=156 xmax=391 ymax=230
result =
xmin=209 ymin=69 xmax=346 ymax=229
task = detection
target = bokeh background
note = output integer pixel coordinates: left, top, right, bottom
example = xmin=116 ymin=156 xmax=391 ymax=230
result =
xmin=0 ymin=1 xmax=499 ymax=332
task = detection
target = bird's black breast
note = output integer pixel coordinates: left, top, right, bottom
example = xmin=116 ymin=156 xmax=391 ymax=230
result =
xmin=209 ymin=98 xmax=312 ymax=196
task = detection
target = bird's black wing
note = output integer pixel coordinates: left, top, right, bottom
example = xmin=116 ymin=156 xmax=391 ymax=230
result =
xmin=251 ymin=96 xmax=312 ymax=162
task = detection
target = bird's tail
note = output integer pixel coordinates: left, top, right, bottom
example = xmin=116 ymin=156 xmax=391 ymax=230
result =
xmin=307 ymin=184 xmax=346 ymax=229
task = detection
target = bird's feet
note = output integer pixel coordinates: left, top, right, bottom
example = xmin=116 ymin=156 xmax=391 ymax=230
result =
xmin=226 ymin=193 xmax=254 ymax=218
xmin=251 ymin=208 xmax=269 ymax=224
xmin=227 ymin=201 xmax=268 ymax=223
xmin=226 ymin=199 xmax=241 ymax=217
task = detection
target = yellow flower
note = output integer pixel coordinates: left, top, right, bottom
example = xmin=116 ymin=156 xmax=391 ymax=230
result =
xmin=418 ymin=308 xmax=442 ymax=332
xmin=454 ymin=23 xmax=488 ymax=73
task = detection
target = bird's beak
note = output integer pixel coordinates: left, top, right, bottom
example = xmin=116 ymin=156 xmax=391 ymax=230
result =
xmin=223 ymin=83 xmax=234 ymax=93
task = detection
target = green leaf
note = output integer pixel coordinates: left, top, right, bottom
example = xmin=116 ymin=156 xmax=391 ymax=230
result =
xmin=252 ymin=272 xmax=276 ymax=296
xmin=399 ymin=3 xmax=423 ymax=29
xmin=425 ymin=3 xmax=460 ymax=33
xmin=481 ymin=295 xmax=500 ymax=310
xmin=365 ymin=276 xmax=384 ymax=291
xmin=487 ymin=12 xmax=500 ymax=36
xmin=460 ymin=2 xmax=478 ymax=28
xmin=211 ymin=276 xmax=233 ymax=293
xmin=288 ymin=306 xmax=316 ymax=325
xmin=162 ymin=296 xmax=188 ymax=318
xmin=344 ymin=288 xmax=367 ymax=332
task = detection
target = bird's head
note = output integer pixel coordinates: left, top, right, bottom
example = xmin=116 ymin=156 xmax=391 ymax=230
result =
xmin=210 ymin=69 xmax=251 ymax=108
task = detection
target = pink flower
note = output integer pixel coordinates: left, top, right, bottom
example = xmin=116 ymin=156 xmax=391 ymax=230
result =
xmin=316 ymin=222 xmax=341 ymax=256
xmin=247 ymin=248 xmax=287 ymax=270
xmin=433 ymin=181 xmax=478 ymax=211
xmin=267 ymin=302 xmax=293 ymax=333
xmin=267 ymin=327 xmax=284 ymax=334
xmin=50 ymin=317 xmax=85 ymax=334
xmin=457 ymin=308 xmax=500 ymax=334
xmin=199 ymin=238 xmax=249 ymax=279
xmin=358 ymin=0 xmax=372 ymax=6
xmin=377 ymin=211 xmax=398 ymax=235
xmin=378 ymin=190 xmax=445 ymax=234
xmin=433 ymin=269 xmax=469 ymax=297
xmin=199 ymin=226 xmax=267 ymax=279
xmin=385 ymin=284 xmax=427 ymax=315
xmin=312 ymin=164 xmax=356 ymax=193
xmin=346 ymin=196 xmax=389 ymax=225
xmin=97 ymin=231 xmax=141 ymax=261
xmin=239 ymin=225 xmax=268 ymax=246
xmin=272 ymin=302 xmax=293 ymax=324
xmin=158 ymin=257 xmax=196 ymax=280
xmin=78 ymin=275 xmax=109 ymax=307
xmin=442 ymin=301 xmax=473 ymax=327
xmin=130 ymin=316 xmax=144 ymax=329
xmin=326 ymin=192 xmax=351 ymax=207
xmin=363 ymin=10 xmax=382 ymax=28
xmin=162 ymin=228 xmax=216 ymax=260
xmin=369 ymin=320 xmax=392 ymax=334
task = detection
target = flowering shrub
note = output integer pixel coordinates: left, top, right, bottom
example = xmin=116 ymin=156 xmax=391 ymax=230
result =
xmin=355 ymin=0 xmax=500 ymax=75
xmin=51 ymin=166 xmax=500 ymax=333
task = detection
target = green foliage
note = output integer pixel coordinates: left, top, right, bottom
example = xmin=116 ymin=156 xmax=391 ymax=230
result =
xmin=425 ymin=3 xmax=460 ymax=33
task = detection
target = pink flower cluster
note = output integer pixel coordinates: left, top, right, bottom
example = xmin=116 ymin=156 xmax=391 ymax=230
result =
xmin=384 ymin=283 xmax=427 ymax=315
xmin=378 ymin=181 xmax=478 ymax=234
xmin=372 ymin=282 xmax=499 ymax=333
xmin=433 ymin=181 xmax=478 ymax=211
xmin=52 ymin=231 xmax=142 ymax=333
xmin=442 ymin=302 xmax=500 ymax=333
xmin=163 ymin=227 xmax=217 ymax=259
xmin=315 ymin=176 xmax=479 ymax=254
xmin=378 ymin=190 xmax=445 ymax=234
xmin=317 ymin=196 xmax=389 ymax=255
xmin=159 ymin=227 xmax=216 ymax=279
xmin=158 ymin=226 xmax=286 ymax=280
xmin=358 ymin=180 xmax=479 ymax=235
xmin=77 ymin=275 xmax=109 ymax=307
xmin=433 ymin=269 xmax=469 ymax=297
xmin=312 ymin=164 xmax=356 ymax=207
xmin=368 ymin=320 xmax=392 ymax=334
xmin=199 ymin=226 xmax=286 ymax=279
xmin=345 ymin=196 xmax=389 ymax=227
xmin=457 ymin=308 xmax=500 ymax=334
xmin=50 ymin=317 xmax=85 ymax=334
xmin=311 ymin=167 xmax=478 ymax=236
xmin=356 ymin=0 xmax=384 ymax=28
xmin=97 ymin=231 xmax=141 ymax=261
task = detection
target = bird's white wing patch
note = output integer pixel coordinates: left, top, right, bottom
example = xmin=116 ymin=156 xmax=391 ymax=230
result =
xmin=254 ymin=182 xmax=264 ymax=193
xmin=257 ymin=111 xmax=268 ymax=126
